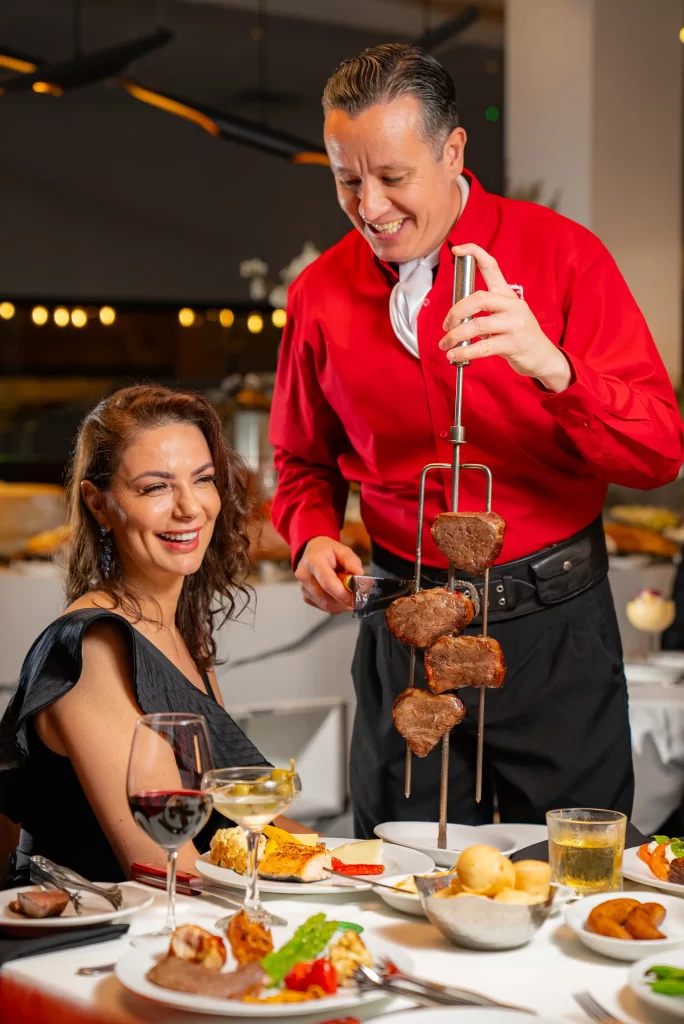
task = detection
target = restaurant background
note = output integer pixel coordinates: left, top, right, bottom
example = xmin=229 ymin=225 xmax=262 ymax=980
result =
xmin=0 ymin=0 xmax=683 ymax=834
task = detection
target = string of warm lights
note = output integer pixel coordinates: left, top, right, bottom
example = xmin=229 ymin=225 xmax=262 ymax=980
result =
xmin=0 ymin=303 xmax=286 ymax=330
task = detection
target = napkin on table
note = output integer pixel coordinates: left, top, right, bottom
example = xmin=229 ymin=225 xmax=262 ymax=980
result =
xmin=0 ymin=923 xmax=129 ymax=967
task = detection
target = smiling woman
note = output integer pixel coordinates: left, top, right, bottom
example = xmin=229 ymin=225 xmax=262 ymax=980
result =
xmin=0 ymin=385 xmax=308 ymax=887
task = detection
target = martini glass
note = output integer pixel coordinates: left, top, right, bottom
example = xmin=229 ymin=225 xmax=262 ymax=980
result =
xmin=202 ymin=765 xmax=301 ymax=921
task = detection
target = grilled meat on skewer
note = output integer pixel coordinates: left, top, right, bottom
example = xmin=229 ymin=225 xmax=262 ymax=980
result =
xmin=392 ymin=688 xmax=466 ymax=757
xmin=425 ymin=634 xmax=506 ymax=693
xmin=386 ymin=588 xmax=475 ymax=648
xmin=431 ymin=511 xmax=506 ymax=575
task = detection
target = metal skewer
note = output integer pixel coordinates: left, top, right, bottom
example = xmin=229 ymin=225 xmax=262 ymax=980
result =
xmin=402 ymin=254 xmax=496 ymax=847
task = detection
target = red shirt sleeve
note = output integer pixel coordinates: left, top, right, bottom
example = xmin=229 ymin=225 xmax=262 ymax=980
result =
xmin=541 ymin=242 xmax=684 ymax=488
xmin=269 ymin=281 xmax=350 ymax=566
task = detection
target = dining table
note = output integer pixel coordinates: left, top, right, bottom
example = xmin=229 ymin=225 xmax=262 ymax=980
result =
xmin=2 ymin=867 xmax=684 ymax=1024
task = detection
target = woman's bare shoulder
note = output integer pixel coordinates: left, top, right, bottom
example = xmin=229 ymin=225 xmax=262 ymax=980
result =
xmin=62 ymin=591 xmax=121 ymax=615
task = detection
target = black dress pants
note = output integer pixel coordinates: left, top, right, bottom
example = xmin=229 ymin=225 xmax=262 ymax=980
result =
xmin=350 ymin=577 xmax=634 ymax=838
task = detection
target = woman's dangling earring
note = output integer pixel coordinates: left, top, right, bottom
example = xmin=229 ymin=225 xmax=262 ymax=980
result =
xmin=100 ymin=526 xmax=113 ymax=579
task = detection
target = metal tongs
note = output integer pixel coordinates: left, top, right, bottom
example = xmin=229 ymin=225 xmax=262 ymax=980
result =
xmin=30 ymin=855 xmax=123 ymax=911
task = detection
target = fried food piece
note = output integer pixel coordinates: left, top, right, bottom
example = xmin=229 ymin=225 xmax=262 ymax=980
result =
xmin=513 ymin=860 xmax=552 ymax=900
xmin=328 ymin=931 xmax=373 ymax=986
xmin=456 ymin=846 xmax=516 ymax=897
xmin=226 ymin=910 xmax=273 ymax=965
xmin=640 ymin=903 xmax=666 ymax=928
xmin=386 ymin=588 xmax=475 ymax=648
xmin=624 ymin=907 xmax=666 ymax=940
xmin=392 ymin=689 xmax=466 ymax=757
xmin=147 ymin=957 xmax=267 ymax=998
xmin=431 ymin=511 xmax=506 ymax=574
xmin=210 ymin=827 xmax=266 ymax=874
xmin=586 ymin=898 xmax=640 ymax=930
xmin=590 ymin=917 xmax=633 ymax=940
xmin=425 ymin=635 xmax=506 ymax=693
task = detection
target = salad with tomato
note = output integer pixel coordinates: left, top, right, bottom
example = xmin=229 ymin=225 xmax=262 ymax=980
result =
xmin=638 ymin=836 xmax=684 ymax=884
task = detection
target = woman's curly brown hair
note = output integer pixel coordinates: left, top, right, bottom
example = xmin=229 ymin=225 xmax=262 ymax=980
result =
xmin=65 ymin=384 xmax=257 ymax=671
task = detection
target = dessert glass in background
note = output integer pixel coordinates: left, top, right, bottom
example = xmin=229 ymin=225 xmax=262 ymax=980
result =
xmin=202 ymin=764 xmax=301 ymax=921
xmin=127 ymin=713 xmax=214 ymax=936
xmin=546 ymin=808 xmax=627 ymax=896
xmin=626 ymin=588 xmax=676 ymax=657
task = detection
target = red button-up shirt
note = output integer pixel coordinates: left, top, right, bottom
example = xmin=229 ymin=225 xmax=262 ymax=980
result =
xmin=270 ymin=171 xmax=684 ymax=568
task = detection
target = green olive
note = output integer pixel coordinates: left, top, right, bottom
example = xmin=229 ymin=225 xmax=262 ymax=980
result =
xmin=230 ymin=783 xmax=252 ymax=797
xmin=269 ymin=768 xmax=291 ymax=782
xmin=275 ymin=782 xmax=292 ymax=798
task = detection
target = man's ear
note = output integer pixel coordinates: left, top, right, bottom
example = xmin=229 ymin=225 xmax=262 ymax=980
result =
xmin=444 ymin=126 xmax=467 ymax=178
xmin=81 ymin=480 xmax=109 ymax=529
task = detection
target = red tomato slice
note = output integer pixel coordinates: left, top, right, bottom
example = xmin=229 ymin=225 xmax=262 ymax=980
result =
xmin=284 ymin=961 xmax=313 ymax=992
xmin=651 ymin=842 xmax=670 ymax=881
xmin=307 ymin=958 xmax=338 ymax=995
xmin=638 ymin=843 xmax=653 ymax=868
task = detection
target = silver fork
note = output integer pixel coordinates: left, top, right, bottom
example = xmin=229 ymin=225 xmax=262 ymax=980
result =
xmin=356 ymin=964 xmax=535 ymax=1012
xmin=376 ymin=956 xmax=535 ymax=1013
xmin=574 ymin=991 xmax=627 ymax=1024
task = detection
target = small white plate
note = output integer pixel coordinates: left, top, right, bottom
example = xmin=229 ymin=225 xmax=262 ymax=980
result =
xmin=196 ymin=838 xmax=434 ymax=894
xmin=0 ymin=883 xmax=153 ymax=931
xmin=622 ymin=846 xmax=684 ymax=895
xmin=565 ymin=891 xmax=684 ymax=961
xmin=374 ymin=822 xmax=517 ymax=867
xmin=372 ymin=873 xmax=426 ymax=917
xmin=379 ymin=1010 xmax=552 ymax=1024
xmin=115 ymin=923 xmax=413 ymax=1017
xmin=630 ymin=950 xmax=684 ymax=1018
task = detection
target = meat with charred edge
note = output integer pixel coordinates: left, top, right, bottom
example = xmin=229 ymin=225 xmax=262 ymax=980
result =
xmin=431 ymin=511 xmax=506 ymax=575
xmin=392 ymin=688 xmax=466 ymax=757
xmin=425 ymin=635 xmax=506 ymax=693
xmin=669 ymin=857 xmax=684 ymax=885
xmin=385 ymin=588 xmax=475 ymax=648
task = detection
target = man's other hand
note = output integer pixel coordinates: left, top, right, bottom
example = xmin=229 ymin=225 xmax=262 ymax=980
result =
xmin=296 ymin=536 xmax=364 ymax=614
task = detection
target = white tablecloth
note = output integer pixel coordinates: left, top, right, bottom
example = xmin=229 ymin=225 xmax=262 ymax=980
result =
xmin=2 ymin=878 xmax=683 ymax=1024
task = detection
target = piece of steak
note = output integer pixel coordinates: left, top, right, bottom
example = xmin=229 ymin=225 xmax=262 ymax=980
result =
xmin=425 ymin=635 xmax=506 ymax=693
xmin=668 ymin=857 xmax=684 ymax=885
xmin=146 ymin=957 xmax=268 ymax=999
xmin=10 ymin=889 xmax=71 ymax=918
xmin=392 ymin=688 xmax=466 ymax=757
xmin=431 ymin=511 xmax=506 ymax=574
xmin=386 ymin=588 xmax=475 ymax=648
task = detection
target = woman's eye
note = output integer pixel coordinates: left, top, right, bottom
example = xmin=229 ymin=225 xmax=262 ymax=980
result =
xmin=142 ymin=483 xmax=167 ymax=494
xmin=197 ymin=475 xmax=216 ymax=485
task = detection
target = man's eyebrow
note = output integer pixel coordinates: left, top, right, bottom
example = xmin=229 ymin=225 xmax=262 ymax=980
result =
xmin=333 ymin=164 xmax=410 ymax=174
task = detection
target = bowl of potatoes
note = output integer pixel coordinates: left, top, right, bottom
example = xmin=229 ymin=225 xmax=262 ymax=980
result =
xmin=565 ymin=892 xmax=684 ymax=961
xmin=414 ymin=845 xmax=560 ymax=950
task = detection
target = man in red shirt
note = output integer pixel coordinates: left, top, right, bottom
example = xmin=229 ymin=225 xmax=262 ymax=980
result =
xmin=269 ymin=44 xmax=684 ymax=836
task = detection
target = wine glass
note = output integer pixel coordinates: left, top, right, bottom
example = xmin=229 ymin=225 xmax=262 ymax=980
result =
xmin=202 ymin=765 xmax=301 ymax=921
xmin=127 ymin=713 xmax=214 ymax=936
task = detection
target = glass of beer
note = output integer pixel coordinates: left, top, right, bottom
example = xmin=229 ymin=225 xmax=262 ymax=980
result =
xmin=546 ymin=808 xmax=627 ymax=896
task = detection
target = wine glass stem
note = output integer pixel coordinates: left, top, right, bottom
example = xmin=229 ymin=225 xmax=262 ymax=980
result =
xmin=164 ymin=849 xmax=178 ymax=933
xmin=244 ymin=829 xmax=262 ymax=915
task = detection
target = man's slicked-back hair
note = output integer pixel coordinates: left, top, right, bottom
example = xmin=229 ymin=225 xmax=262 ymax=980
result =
xmin=322 ymin=43 xmax=459 ymax=154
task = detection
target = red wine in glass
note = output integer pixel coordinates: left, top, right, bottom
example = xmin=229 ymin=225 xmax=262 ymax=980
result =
xmin=127 ymin=714 xmax=213 ymax=936
xmin=129 ymin=790 xmax=213 ymax=848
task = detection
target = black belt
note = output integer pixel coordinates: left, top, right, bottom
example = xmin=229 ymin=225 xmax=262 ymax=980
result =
xmin=371 ymin=515 xmax=609 ymax=624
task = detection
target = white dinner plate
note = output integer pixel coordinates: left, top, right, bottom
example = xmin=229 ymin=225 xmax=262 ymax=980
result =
xmin=630 ymin=950 xmax=684 ymax=1018
xmin=565 ymin=890 xmax=684 ymax=961
xmin=196 ymin=838 xmax=435 ymax=894
xmin=379 ymin=1010 xmax=554 ymax=1024
xmin=115 ymin=922 xmax=413 ymax=1017
xmin=622 ymin=846 xmax=684 ymax=895
xmin=374 ymin=822 xmax=518 ymax=867
xmin=0 ymin=883 xmax=153 ymax=930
